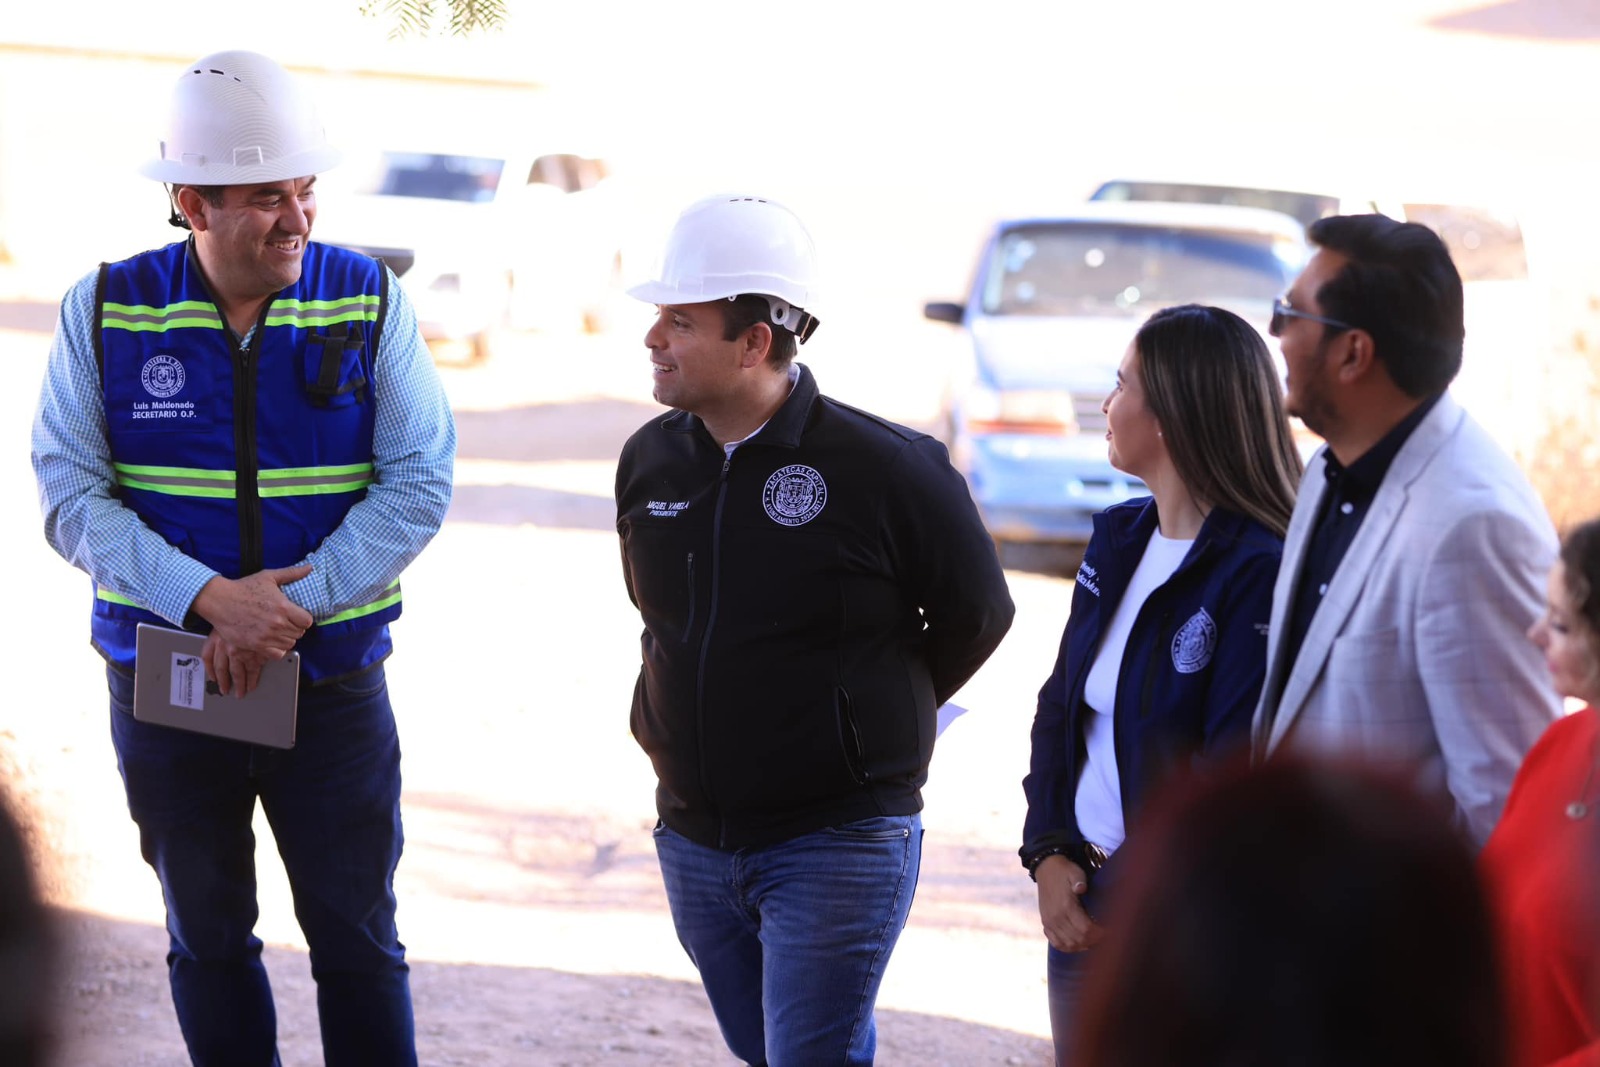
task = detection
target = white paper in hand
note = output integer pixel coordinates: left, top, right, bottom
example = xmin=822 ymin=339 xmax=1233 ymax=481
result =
xmin=936 ymin=702 xmax=968 ymax=737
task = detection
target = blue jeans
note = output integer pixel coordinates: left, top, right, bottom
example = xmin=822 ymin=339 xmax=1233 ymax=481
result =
xmin=108 ymin=664 xmax=415 ymax=1067
xmin=1045 ymin=853 xmax=1120 ymax=1066
xmin=1047 ymin=945 xmax=1091 ymax=1067
xmin=654 ymin=814 xmax=923 ymax=1067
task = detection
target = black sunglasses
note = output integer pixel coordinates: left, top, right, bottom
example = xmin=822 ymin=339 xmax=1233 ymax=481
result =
xmin=1269 ymin=297 xmax=1356 ymax=338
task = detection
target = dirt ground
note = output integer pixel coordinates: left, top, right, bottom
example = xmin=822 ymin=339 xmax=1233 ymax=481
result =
xmin=36 ymin=911 xmax=1051 ymax=1066
xmin=2 ymin=315 xmax=1067 ymax=1066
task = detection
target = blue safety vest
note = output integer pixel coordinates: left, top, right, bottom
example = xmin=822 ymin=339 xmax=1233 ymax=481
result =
xmin=92 ymin=239 xmax=400 ymax=682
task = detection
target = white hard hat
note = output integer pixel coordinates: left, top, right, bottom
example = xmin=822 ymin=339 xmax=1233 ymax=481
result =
xmin=140 ymin=50 xmax=342 ymax=186
xmin=629 ymin=194 xmax=821 ymax=342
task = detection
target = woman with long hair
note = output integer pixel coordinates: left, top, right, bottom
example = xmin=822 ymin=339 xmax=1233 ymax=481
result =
xmin=1482 ymin=516 xmax=1600 ymax=1066
xmin=1019 ymin=303 xmax=1303 ymax=1062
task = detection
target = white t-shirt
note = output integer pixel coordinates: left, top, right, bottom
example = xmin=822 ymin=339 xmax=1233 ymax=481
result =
xmin=1073 ymin=530 xmax=1193 ymax=853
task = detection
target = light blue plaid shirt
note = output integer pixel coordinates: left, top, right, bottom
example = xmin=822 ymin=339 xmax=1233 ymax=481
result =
xmin=31 ymin=247 xmax=456 ymax=626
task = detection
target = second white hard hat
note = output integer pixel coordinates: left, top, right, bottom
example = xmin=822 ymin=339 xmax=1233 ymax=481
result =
xmin=140 ymin=50 xmax=342 ymax=186
xmin=629 ymin=194 xmax=820 ymax=342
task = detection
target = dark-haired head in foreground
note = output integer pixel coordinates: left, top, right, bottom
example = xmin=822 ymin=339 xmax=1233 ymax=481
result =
xmin=1074 ymin=757 xmax=1505 ymax=1067
xmin=0 ymin=785 xmax=56 ymax=1067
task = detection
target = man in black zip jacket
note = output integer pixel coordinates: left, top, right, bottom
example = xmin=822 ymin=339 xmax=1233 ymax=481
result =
xmin=615 ymin=194 xmax=1014 ymax=1066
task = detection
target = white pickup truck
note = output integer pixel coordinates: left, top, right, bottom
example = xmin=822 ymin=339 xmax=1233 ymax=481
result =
xmin=316 ymin=146 xmax=624 ymax=361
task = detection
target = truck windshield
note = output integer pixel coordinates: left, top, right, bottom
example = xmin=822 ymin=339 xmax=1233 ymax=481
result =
xmin=981 ymin=223 xmax=1298 ymax=317
xmin=361 ymin=152 xmax=505 ymax=203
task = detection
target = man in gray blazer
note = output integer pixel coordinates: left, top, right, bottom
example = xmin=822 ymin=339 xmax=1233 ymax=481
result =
xmin=1251 ymin=213 xmax=1559 ymax=847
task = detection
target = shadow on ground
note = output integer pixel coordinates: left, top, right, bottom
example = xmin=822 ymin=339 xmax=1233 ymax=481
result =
xmin=454 ymin=400 xmax=661 ymax=464
xmin=446 ymin=482 xmax=615 ymax=531
xmin=51 ymin=910 xmax=1053 ymax=1067
xmin=447 ymin=399 xmax=661 ymax=531
xmin=399 ymin=793 xmax=1043 ymax=942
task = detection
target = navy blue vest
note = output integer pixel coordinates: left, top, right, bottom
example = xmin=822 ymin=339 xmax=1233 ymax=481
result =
xmin=94 ymin=239 xmax=400 ymax=681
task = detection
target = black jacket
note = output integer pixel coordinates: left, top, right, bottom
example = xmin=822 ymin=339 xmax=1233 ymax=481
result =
xmin=616 ymin=365 xmax=1015 ymax=849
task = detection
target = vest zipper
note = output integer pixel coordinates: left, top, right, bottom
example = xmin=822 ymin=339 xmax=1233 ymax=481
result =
xmin=234 ymin=318 xmax=265 ymax=576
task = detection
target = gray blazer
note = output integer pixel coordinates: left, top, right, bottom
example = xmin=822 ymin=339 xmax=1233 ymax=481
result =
xmin=1251 ymin=394 xmax=1560 ymax=846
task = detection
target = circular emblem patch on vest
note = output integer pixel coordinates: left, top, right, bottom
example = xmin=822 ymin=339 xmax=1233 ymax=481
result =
xmin=762 ymin=464 xmax=828 ymax=527
xmin=140 ymin=354 xmax=187 ymax=399
xmin=1171 ymin=608 xmax=1217 ymax=674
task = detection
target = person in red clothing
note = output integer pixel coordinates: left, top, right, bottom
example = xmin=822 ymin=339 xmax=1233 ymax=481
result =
xmin=1483 ymin=515 xmax=1600 ymax=1067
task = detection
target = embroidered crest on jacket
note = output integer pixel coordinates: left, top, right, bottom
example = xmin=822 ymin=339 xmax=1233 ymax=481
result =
xmin=1171 ymin=608 xmax=1217 ymax=674
xmin=762 ymin=464 xmax=827 ymax=526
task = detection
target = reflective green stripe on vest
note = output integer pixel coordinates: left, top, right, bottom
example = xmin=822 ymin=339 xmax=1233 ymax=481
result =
xmin=113 ymin=462 xmax=237 ymax=498
xmin=321 ymin=582 xmax=401 ymax=626
xmin=95 ymin=581 xmax=400 ymax=627
xmin=101 ymin=294 xmax=378 ymax=333
xmin=259 ymin=463 xmax=375 ymax=497
xmin=114 ymin=462 xmax=374 ymax=499
xmin=102 ymin=300 xmax=225 ymax=332
xmin=264 ymin=295 xmax=381 ymax=328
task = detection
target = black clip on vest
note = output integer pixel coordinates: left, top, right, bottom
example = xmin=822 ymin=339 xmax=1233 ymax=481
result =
xmin=306 ymin=323 xmax=367 ymax=407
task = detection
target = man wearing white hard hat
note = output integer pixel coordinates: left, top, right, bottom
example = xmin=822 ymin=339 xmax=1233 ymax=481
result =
xmin=616 ymin=194 xmax=1015 ymax=1065
xmin=30 ymin=51 xmax=454 ymax=1065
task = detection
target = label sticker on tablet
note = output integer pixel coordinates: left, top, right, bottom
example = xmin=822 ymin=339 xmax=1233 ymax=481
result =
xmin=171 ymin=654 xmax=206 ymax=711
